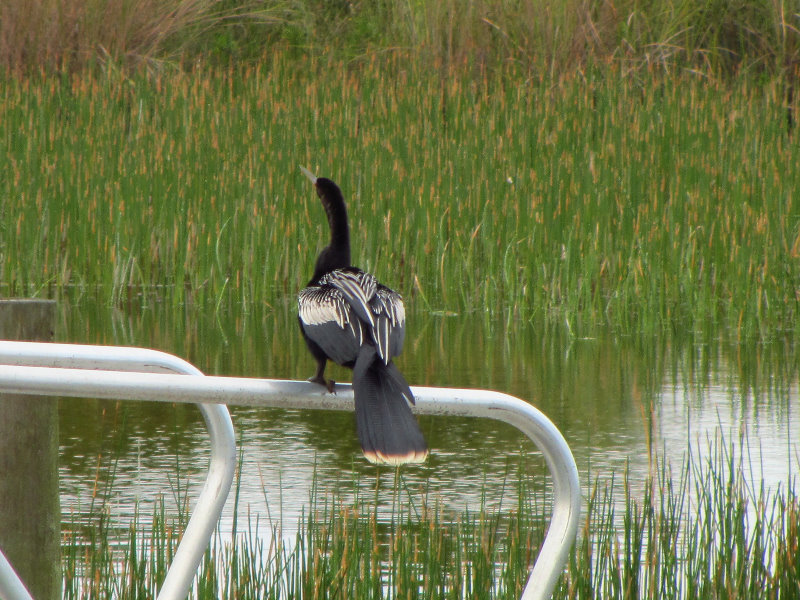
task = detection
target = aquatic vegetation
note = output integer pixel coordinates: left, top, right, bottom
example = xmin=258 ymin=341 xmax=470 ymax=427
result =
xmin=2 ymin=60 xmax=798 ymax=340
xmin=62 ymin=438 xmax=800 ymax=598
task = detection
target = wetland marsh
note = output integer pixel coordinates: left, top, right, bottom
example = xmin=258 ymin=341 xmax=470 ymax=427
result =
xmin=2 ymin=56 xmax=799 ymax=597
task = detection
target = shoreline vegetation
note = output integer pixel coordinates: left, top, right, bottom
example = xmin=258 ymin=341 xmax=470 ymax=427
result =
xmin=63 ymin=438 xmax=800 ymax=599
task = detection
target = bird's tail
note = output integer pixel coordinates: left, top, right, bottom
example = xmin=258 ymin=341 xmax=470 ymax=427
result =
xmin=352 ymin=346 xmax=428 ymax=465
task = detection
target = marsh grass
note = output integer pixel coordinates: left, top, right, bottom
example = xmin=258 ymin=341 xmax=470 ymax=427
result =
xmin=2 ymin=60 xmax=799 ymax=340
xmin=569 ymin=436 xmax=800 ymax=598
xmin=62 ymin=437 xmax=800 ymax=598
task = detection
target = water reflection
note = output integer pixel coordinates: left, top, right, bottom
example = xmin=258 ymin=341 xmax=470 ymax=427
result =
xmin=56 ymin=298 xmax=798 ymax=539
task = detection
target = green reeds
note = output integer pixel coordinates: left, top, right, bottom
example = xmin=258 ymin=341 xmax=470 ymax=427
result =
xmin=2 ymin=61 xmax=798 ymax=339
xmin=63 ymin=466 xmax=548 ymax=599
xmin=566 ymin=435 xmax=800 ymax=599
xmin=63 ymin=436 xmax=800 ymax=599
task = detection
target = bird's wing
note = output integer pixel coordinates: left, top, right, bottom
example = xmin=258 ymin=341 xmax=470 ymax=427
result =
xmin=298 ymin=285 xmax=364 ymax=365
xmin=314 ymin=269 xmax=406 ymax=365
xmin=371 ymin=285 xmax=406 ymax=363
xmin=319 ymin=269 xmax=377 ymax=329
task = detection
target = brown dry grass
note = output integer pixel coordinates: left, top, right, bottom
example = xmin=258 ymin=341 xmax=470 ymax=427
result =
xmin=0 ymin=0 xmax=214 ymax=73
xmin=1 ymin=0 xmax=798 ymax=77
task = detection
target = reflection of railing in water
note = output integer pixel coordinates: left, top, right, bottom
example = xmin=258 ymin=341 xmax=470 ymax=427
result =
xmin=0 ymin=341 xmax=580 ymax=600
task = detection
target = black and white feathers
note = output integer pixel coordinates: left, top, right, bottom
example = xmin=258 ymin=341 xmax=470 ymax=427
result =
xmin=298 ymin=269 xmax=406 ymax=367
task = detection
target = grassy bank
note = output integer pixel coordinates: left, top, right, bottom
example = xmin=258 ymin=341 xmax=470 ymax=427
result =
xmin=2 ymin=0 xmax=799 ymax=76
xmin=2 ymin=59 xmax=799 ymax=339
xmin=63 ymin=438 xmax=800 ymax=598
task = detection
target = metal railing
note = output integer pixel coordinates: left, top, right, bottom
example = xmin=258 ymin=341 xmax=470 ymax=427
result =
xmin=0 ymin=341 xmax=235 ymax=600
xmin=0 ymin=341 xmax=580 ymax=600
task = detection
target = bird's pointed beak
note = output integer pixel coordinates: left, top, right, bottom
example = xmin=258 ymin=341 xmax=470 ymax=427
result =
xmin=299 ymin=165 xmax=318 ymax=184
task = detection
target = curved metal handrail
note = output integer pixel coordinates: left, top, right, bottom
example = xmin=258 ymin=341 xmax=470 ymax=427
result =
xmin=0 ymin=347 xmax=579 ymax=600
xmin=0 ymin=341 xmax=236 ymax=600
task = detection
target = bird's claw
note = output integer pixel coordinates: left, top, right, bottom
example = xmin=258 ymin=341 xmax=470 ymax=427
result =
xmin=307 ymin=375 xmax=336 ymax=395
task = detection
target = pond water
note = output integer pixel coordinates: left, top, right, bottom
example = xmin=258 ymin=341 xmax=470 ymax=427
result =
xmin=55 ymin=297 xmax=798 ymax=542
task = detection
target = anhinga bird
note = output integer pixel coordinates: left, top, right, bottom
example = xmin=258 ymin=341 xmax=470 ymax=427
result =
xmin=297 ymin=166 xmax=428 ymax=465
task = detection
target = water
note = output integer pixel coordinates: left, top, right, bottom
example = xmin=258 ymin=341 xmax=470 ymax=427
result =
xmin=55 ymin=298 xmax=798 ymax=543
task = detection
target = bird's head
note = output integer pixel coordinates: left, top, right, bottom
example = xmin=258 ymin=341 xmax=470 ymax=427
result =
xmin=299 ymin=166 xmax=345 ymax=207
xmin=300 ymin=166 xmax=351 ymax=268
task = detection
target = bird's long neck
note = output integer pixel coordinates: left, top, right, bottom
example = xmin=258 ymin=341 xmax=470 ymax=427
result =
xmin=311 ymin=193 xmax=351 ymax=282
xmin=324 ymin=195 xmax=350 ymax=258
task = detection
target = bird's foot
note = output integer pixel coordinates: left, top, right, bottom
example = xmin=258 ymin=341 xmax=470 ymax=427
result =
xmin=307 ymin=375 xmax=336 ymax=394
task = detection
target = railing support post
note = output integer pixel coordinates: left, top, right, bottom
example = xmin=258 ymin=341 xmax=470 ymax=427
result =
xmin=0 ymin=300 xmax=60 ymax=600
